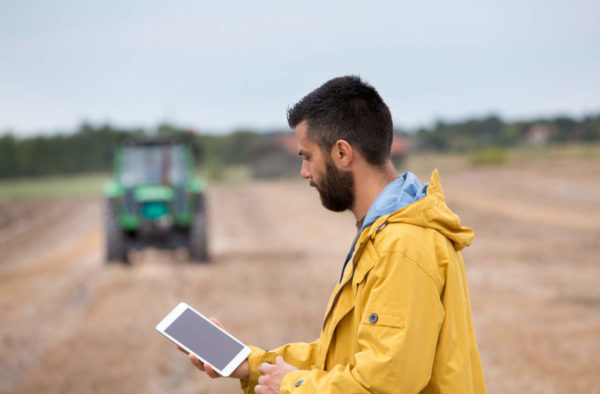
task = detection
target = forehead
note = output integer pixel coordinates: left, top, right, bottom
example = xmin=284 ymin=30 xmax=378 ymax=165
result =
xmin=295 ymin=121 xmax=319 ymax=153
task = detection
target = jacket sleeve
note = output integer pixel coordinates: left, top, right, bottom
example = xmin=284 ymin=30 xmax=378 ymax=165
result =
xmin=278 ymin=250 xmax=446 ymax=393
xmin=240 ymin=340 xmax=320 ymax=394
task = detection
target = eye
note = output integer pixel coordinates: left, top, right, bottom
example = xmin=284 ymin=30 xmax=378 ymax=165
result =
xmin=299 ymin=153 xmax=310 ymax=162
xmin=298 ymin=150 xmax=311 ymax=162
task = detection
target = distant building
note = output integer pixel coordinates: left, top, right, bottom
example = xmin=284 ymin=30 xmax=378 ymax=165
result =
xmin=249 ymin=133 xmax=410 ymax=179
xmin=249 ymin=134 xmax=300 ymax=179
xmin=390 ymin=136 xmax=410 ymax=170
xmin=525 ymin=124 xmax=555 ymax=146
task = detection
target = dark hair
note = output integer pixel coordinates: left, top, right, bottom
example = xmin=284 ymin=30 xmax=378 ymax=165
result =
xmin=287 ymin=75 xmax=393 ymax=166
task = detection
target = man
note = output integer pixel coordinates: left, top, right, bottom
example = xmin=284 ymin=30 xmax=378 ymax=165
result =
xmin=182 ymin=76 xmax=487 ymax=393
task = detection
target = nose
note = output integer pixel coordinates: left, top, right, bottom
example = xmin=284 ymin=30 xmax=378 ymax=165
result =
xmin=300 ymin=161 xmax=311 ymax=179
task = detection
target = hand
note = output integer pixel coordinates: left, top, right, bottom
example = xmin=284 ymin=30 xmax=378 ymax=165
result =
xmin=255 ymin=356 xmax=298 ymax=394
xmin=175 ymin=317 xmax=250 ymax=381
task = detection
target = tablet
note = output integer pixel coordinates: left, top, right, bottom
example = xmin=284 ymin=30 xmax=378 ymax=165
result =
xmin=156 ymin=302 xmax=251 ymax=377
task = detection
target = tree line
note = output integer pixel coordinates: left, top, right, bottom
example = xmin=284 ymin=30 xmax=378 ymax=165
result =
xmin=413 ymin=114 xmax=600 ymax=151
xmin=0 ymin=122 xmax=265 ymax=178
xmin=0 ymin=114 xmax=599 ymax=178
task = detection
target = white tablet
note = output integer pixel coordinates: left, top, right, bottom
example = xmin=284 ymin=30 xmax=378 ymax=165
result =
xmin=156 ymin=302 xmax=251 ymax=377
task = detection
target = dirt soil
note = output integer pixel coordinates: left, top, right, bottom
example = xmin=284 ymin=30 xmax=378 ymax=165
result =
xmin=0 ymin=158 xmax=599 ymax=394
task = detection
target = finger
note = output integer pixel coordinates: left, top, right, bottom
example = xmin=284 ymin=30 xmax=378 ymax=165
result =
xmin=258 ymin=362 xmax=273 ymax=374
xmin=204 ymin=363 xmax=222 ymax=378
xmin=188 ymin=354 xmax=205 ymax=371
xmin=255 ymin=385 xmax=272 ymax=394
xmin=176 ymin=345 xmax=189 ymax=355
xmin=275 ymin=356 xmax=285 ymax=365
xmin=208 ymin=317 xmax=224 ymax=329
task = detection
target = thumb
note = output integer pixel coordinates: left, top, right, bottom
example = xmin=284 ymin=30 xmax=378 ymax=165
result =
xmin=209 ymin=317 xmax=224 ymax=329
xmin=275 ymin=356 xmax=286 ymax=365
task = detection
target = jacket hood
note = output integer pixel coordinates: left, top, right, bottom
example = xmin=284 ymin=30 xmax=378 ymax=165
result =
xmin=362 ymin=171 xmax=428 ymax=230
xmin=365 ymin=169 xmax=473 ymax=251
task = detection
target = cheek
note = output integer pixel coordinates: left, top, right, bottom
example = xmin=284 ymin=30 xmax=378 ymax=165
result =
xmin=314 ymin=168 xmax=326 ymax=185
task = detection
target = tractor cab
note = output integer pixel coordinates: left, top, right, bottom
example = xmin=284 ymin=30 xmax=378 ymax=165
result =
xmin=104 ymin=137 xmax=208 ymax=263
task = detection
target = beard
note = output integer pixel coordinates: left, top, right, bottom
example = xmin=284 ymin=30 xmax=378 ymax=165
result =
xmin=311 ymin=159 xmax=354 ymax=212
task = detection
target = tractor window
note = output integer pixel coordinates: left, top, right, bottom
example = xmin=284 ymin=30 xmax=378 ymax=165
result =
xmin=121 ymin=145 xmax=187 ymax=186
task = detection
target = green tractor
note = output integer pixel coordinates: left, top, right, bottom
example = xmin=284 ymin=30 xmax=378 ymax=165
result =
xmin=103 ymin=137 xmax=209 ymax=263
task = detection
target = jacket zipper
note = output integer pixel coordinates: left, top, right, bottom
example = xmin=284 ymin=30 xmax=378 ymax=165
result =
xmin=321 ymin=220 xmax=388 ymax=331
xmin=322 ymin=241 xmax=364 ymax=331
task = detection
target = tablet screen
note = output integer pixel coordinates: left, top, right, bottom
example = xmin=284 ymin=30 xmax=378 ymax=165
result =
xmin=165 ymin=307 xmax=245 ymax=370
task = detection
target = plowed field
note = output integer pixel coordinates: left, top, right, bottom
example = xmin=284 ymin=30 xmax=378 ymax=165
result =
xmin=1 ymin=158 xmax=599 ymax=393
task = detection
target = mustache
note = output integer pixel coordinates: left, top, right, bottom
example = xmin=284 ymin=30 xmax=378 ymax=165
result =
xmin=309 ymin=180 xmax=318 ymax=188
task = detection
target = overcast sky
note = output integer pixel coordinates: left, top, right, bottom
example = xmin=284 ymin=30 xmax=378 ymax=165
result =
xmin=1 ymin=0 xmax=599 ymax=135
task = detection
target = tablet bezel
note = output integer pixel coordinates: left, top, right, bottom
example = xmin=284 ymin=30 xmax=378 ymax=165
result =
xmin=155 ymin=302 xmax=251 ymax=377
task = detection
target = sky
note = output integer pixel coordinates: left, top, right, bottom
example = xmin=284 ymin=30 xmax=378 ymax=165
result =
xmin=1 ymin=0 xmax=599 ymax=136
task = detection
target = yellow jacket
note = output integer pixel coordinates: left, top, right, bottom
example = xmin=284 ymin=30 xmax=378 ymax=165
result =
xmin=241 ymin=170 xmax=486 ymax=393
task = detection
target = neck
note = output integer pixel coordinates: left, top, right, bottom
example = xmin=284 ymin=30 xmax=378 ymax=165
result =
xmin=350 ymin=160 xmax=397 ymax=221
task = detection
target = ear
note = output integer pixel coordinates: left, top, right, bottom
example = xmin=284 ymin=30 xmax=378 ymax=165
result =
xmin=330 ymin=139 xmax=353 ymax=168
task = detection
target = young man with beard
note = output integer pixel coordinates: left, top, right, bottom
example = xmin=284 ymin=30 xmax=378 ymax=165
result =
xmin=181 ymin=76 xmax=487 ymax=393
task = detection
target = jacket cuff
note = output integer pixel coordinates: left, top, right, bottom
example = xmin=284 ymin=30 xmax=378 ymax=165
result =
xmin=239 ymin=345 xmax=277 ymax=394
xmin=280 ymin=370 xmax=311 ymax=394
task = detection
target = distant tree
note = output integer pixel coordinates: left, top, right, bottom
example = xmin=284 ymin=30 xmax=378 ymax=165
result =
xmin=224 ymin=129 xmax=262 ymax=165
xmin=500 ymin=123 xmax=522 ymax=146
xmin=478 ymin=116 xmax=503 ymax=146
xmin=1 ymin=114 xmax=598 ymax=178
xmin=197 ymin=129 xmax=262 ymax=166
xmin=580 ymin=116 xmax=600 ymax=141
xmin=417 ymin=127 xmax=448 ymax=151
xmin=553 ymin=116 xmax=576 ymax=142
xmin=0 ymin=134 xmax=18 ymax=177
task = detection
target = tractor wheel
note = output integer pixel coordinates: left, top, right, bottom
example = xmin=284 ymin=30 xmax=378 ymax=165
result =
xmin=105 ymin=200 xmax=129 ymax=264
xmin=189 ymin=194 xmax=209 ymax=263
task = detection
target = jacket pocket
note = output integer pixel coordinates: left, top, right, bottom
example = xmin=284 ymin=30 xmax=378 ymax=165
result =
xmin=360 ymin=311 xmax=405 ymax=329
